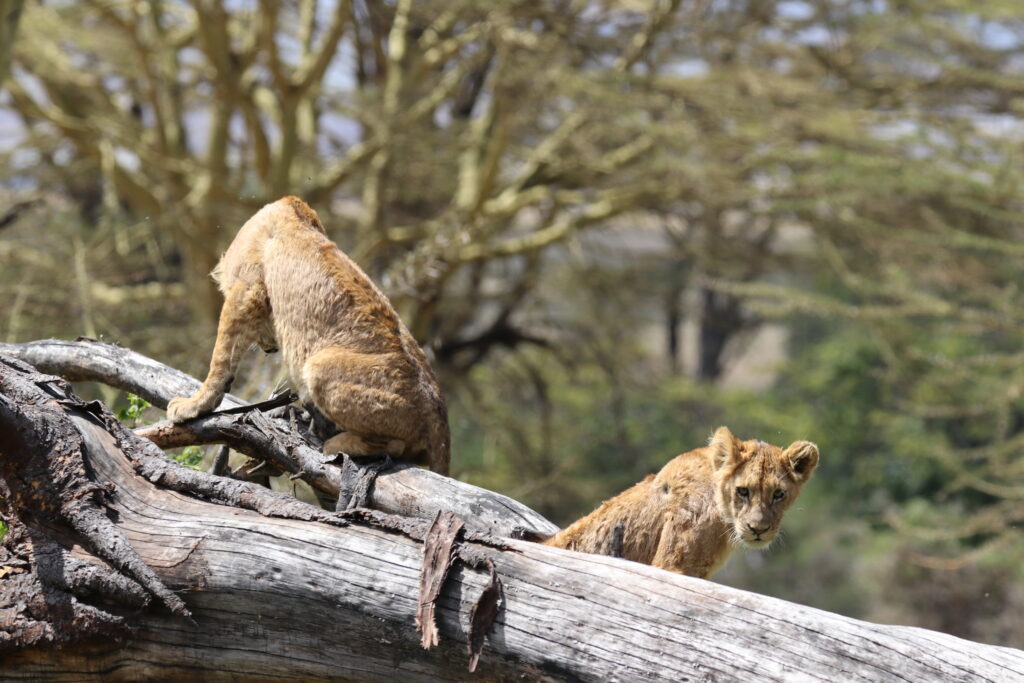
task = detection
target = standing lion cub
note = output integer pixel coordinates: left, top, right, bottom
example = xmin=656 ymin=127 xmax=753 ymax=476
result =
xmin=545 ymin=427 xmax=818 ymax=578
xmin=167 ymin=196 xmax=450 ymax=475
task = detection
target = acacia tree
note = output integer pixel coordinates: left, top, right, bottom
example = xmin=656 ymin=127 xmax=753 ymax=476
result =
xmin=2 ymin=0 xmax=815 ymax=380
xmin=4 ymin=1 xmax=690 ymax=333
xmin=696 ymin=0 xmax=1024 ymax=567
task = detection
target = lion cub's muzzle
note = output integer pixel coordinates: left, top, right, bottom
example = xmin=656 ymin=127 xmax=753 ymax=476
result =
xmin=738 ymin=523 xmax=777 ymax=548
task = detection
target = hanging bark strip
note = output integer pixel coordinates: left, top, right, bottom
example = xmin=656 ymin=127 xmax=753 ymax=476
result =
xmin=415 ymin=512 xmax=507 ymax=670
xmin=416 ymin=511 xmax=465 ymax=650
xmin=467 ymin=559 xmax=504 ymax=673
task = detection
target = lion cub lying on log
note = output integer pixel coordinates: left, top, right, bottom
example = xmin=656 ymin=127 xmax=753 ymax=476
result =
xmin=545 ymin=427 xmax=818 ymax=578
xmin=167 ymin=196 xmax=450 ymax=475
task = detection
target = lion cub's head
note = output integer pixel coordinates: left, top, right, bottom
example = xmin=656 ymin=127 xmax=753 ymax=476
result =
xmin=709 ymin=426 xmax=819 ymax=548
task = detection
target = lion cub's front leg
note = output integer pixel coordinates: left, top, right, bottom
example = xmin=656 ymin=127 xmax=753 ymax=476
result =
xmin=167 ymin=282 xmax=269 ymax=423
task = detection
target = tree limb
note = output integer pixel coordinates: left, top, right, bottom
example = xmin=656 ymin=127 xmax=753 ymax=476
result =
xmin=0 ymin=0 xmax=24 ymax=83
xmin=0 ymin=338 xmax=246 ymax=410
xmin=0 ymin=339 xmax=557 ymax=539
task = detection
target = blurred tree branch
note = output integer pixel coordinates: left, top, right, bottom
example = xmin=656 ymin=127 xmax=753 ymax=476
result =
xmin=0 ymin=0 xmax=22 ymax=84
xmin=4 ymin=1 xmax=701 ymax=336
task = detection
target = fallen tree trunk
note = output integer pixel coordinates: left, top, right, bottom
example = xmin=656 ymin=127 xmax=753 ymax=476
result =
xmin=2 ymin=351 xmax=1023 ymax=681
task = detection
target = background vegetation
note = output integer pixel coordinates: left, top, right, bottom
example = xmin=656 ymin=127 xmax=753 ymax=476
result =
xmin=2 ymin=0 xmax=1022 ymax=647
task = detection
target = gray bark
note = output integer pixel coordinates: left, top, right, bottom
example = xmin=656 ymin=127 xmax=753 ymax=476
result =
xmin=0 ymin=338 xmax=247 ymax=409
xmin=2 ymin=349 xmax=1023 ymax=681
xmin=0 ymin=339 xmax=557 ymax=539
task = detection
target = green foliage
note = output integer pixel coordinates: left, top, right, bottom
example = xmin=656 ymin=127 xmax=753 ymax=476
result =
xmin=115 ymin=393 xmax=151 ymax=427
xmin=0 ymin=519 xmax=7 ymax=543
xmin=114 ymin=394 xmax=203 ymax=467
xmin=115 ymin=394 xmax=203 ymax=468
xmin=171 ymin=446 xmax=204 ymax=470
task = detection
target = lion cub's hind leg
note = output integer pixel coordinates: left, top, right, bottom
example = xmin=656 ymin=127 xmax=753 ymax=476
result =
xmin=304 ymin=346 xmax=421 ymax=459
xmin=304 ymin=401 xmax=341 ymax=443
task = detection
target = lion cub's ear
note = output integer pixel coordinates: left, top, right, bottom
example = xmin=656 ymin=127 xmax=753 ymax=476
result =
xmin=709 ymin=426 xmax=741 ymax=471
xmin=783 ymin=441 xmax=819 ymax=482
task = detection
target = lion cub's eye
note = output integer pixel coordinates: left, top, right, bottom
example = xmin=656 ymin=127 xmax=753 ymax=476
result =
xmin=772 ymin=489 xmax=786 ymax=502
xmin=736 ymin=487 xmax=750 ymax=499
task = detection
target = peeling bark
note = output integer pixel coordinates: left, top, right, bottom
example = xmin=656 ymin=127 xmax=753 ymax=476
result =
xmin=466 ymin=559 xmax=502 ymax=672
xmin=0 ymin=356 xmax=189 ymax=619
xmin=416 ymin=511 xmax=464 ymax=650
xmin=0 ymin=521 xmax=136 ymax=653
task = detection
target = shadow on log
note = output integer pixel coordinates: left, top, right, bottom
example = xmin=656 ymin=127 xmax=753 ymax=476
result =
xmin=2 ymin=344 xmax=1024 ymax=681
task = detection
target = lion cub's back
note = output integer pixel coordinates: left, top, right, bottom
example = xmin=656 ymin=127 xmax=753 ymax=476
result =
xmin=263 ymin=225 xmax=404 ymax=357
xmin=545 ymin=474 xmax=666 ymax=560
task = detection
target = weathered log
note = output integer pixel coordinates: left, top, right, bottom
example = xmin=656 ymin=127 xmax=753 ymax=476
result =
xmin=2 ymin=353 xmax=1023 ymax=681
xmin=0 ymin=339 xmax=558 ymax=539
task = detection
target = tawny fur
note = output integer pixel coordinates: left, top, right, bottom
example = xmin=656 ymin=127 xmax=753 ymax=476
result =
xmin=166 ymin=196 xmax=450 ymax=475
xmin=544 ymin=427 xmax=818 ymax=578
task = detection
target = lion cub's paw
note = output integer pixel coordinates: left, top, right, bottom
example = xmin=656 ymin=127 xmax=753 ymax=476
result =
xmin=166 ymin=396 xmax=204 ymax=423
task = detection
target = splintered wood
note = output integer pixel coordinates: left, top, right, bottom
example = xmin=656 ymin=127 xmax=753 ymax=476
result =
xmin=415 ymin=510 xmax=504 ymax=671
xmin=415 ymin=511 xmax=464 ymax=649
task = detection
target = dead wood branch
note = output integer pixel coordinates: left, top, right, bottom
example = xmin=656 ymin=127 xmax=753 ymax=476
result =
xmin=0 ymin=339 xmax=557 ymax=539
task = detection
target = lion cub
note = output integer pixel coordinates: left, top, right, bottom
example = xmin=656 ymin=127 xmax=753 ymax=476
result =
xmin=545 ymin=427 xmax=818 ymax=578
xmin=167 ymin=196 xmax=450 ymax=475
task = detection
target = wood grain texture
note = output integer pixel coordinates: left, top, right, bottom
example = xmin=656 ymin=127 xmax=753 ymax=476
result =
xmin=2 ymin=353 xmax=1022 ymax=681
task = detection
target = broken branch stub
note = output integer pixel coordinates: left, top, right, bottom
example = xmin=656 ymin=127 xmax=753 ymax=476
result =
xmin=467 ymin=559 xmax=504 ymax=673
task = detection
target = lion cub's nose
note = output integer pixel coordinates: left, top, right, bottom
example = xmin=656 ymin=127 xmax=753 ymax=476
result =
xmin=747 ymin=523 xmax=770 ymax=536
